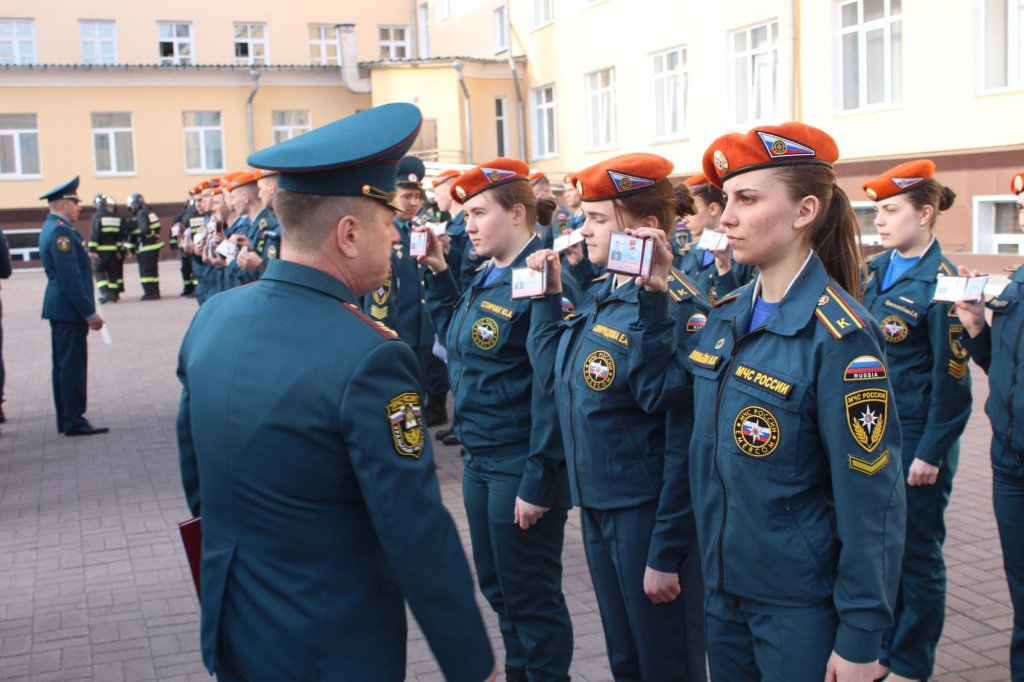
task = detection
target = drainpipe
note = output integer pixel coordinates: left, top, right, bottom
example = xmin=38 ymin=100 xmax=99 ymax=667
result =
xmin=246 ymin=68 xmax=260 ymax=154
xmin=504 ymin=0 xmax=526 ymax=160
xmin=453 ymin=59 xmax=473 ymax=164
xmin=335 ymin=23 xmax=371 ymax=93
xmin=792 ymin=0 xmax=802 ymax=121
xmin=409 ymin=0 xmax=418 ymax=59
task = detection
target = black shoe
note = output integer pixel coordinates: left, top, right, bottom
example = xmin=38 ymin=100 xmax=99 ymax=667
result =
xmin=435 ymin=428 xmax=453 ymax=440
xmin=65 ymin=423 xmax=110 ymax=436
xmin=140 ymin=293 xmax=161 ymax=301
xmin=442 ymin=433 xmax=461 ymax=446
xmin=505 ymin=667 xmax=528 ymax=682
xmin=0 ymin=407 xmax=5 ymax=424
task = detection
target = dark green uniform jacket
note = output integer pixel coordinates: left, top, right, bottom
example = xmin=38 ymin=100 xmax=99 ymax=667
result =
xmin=687 ymin=253 xmax=906 ymax=664
xmin=40 ymin=214 xmax=95 ymax=322
xmin=176 ymin=259 xmax=493 ymax=681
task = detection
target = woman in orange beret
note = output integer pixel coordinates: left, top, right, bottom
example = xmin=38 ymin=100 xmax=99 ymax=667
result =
xmin=861 ymin=161 xmax=973 ymax=682
xmin=526 ymin=153 xmax=710 ymax=681
xmin=683 ymin=123 xmax=905 ymax=682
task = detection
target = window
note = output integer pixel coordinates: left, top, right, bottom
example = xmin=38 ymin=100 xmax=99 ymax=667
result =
xmin=585 ymin=67 xmax=616 ymax=149
xmin=418 ymin=3 xmax=430 ymax=58
xmin=0 ymin=19 xmax=35 ymax=65
xmin=979 ymin=0 xmax=1024 ymax=90
xmin=652 ymin=47 xmax=687 ymax=140
xmin=158 ymin=22 xmax=193 ymax=65
xmin=974 ymin=195 xmax=1024 ymax=254
xmin=439 ymin=0 xmax=453 ymax=19
xmin=494 ymin=97 xmax=508 ymax=157
xmin=530 ymin=85 xmax=557 ymax=159
xmin=92 ymin=112 xmax=134 ymax=175
xmin=308 ymin=24 xmax=338 ymax=65
xmin=0 ymin=113 xmax=40 ymax=177
xmin=533 ymin=0 xmax=553 ymax=28
xmin=234 ymin=22 xmax=268 ymax=65
xmin=730 ymin=21 xmax=779 ymax=125
xmin=272 ymin=110 xmax=310 ymax=144
xmin=493 ymin=7 xmax=508 ymax=52
xmin=851 ymin=202 xmax=882 ymax=246
xmin=379 ymin=25 xmax=408 ymax=60
xmin=838 ymin=0 xmax=902 ymax=110
xmin=80 ymin=20 xmax=117 ymax=65
xmin=183 ymin=111 xmax=224 ymax=173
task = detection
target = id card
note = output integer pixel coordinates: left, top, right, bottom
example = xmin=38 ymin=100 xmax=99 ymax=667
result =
xmin=215 ymin=239 xmax=238 ymax=261
xmin=424 ymin=221 xmax=447 ymax=236
xmin=409 ymin=231 xmax=429 ymax=257
xmin=170 ymin=225 xmax=181 ymax=238
xmin=933 ymin=275 xmax=988 ymax=302
xmin=697 ymin=230 xmax=729 ymax=252
xmin=605 ymin=231 xmax=653 ymax=279
xmin=511 ymin=267 xmax=547 ymax=299
xmin=553 ymin=228 xmax=585 ymax=252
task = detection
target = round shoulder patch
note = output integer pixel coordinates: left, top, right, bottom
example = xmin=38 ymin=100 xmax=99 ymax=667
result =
xmin=733 ymin=406 xmax=780 ymax=458
xmin=266 ymin=243 xmax=278 ymax=260
xmin=582 ymin=349 xmax=615 ymax=391
xmin=471 ymin=317 xmax=499 ymax=350
xmin=686 ymin=313 xmax=707 ymax=333
xmin=880 ymin=314 xmax=908 ymax=343
xmin=56 ymin=235 xmax=72 ymax=253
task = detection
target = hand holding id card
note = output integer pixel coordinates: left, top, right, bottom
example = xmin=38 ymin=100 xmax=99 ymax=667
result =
xmin=409 ymin=230 xmax=429 ymax=257
xmin=215 ymin=238 xmax=238 ymax=262
xmin=605 ymin=231 xmax=653 ymax=279
xmin=933 ymin=274 xmax=988 ymax=302
xmin=553 ymin=228 xmax=585 ymax=252
xmin=511 ymin=267 xmax=547 ymax=299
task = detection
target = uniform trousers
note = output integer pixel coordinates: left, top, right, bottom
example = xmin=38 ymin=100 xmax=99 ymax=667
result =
xmin=138 ymin=249 xmax=160 ymax=296
xmin=880 ymin=439 xmax=959 ymax=679
xmin=181 ymin=251 xmax=196 ymax=292
xmin=994 ymin=467 xmax=1024 ymax=682
xmin=49 ymin=320 xmax=89 ymax=432
xmin=580 ymin=502 xmax=691 ymax=682
xmin=704 ymin=590 xmax=837 ymax=682
xmin=93 ymin=252 xmax=122 ymax=300
xmin=462 ymin=449 xmax=573 ymax=681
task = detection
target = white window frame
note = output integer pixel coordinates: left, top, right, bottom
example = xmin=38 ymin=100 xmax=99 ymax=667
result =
xmin=439 ymin=0 xmax=453 ymax=20
xmin=493 ymin=6 xmax=508 ymax=53
xmin=850 ymin=200 xmax=883 ymax=247
xmin=157 ymin=21 xmax=193 ymax=65
xmin=234 ymin=22 xmax=268 ymax=66
xmin=91 ymin=112 xmax=135 ymax=176
xmin=182 ymin=111 xmax=225 ymax=174
xmin=80 ymin=20 xmax=117 ymax=65
xmin=0 ymin=19 xmax=35 ymax=65
xmin=974 ymin=194 xmax=1024 ymax=255
xmin=417 ymin=3 xmax=430 ymax=59
xmin=308 ymin=24 xmax=338 ymax=65
xmin=530 ymin=84 xmax=558 ymax=160
xmin=379 ymin=25 xmax=409 ymax=60
xmin=728 ymin=20 xmax=780 ymax=126
xmin=651 ymin=46 xmax=688 ymax=142
xmin=532 ymin=0 xmax=553 ymax=29
xmin=975 ymin=0 xmax=1024 ymax=92
xmin=835 ymin=0 xmax=902 ymax=112
xmin=494 ymin=96 xmax=509 ymax=158
xmin=0 ymin=113 xmax=41 ymax=178
xmin=272 ymin=110 xmax=311 ymax=144
xmin=584 ymin=67 xmax=617 ymax=151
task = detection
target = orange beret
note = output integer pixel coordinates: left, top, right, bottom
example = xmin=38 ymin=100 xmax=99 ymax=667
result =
xmin=684 ymin=172 xmax=710 ymax=193
xmin=431 ymin=169 xmax=460 ymax=188
xmin=451 ymin=158 xmax=530 ymax=203
xmin=1011 ymin=170 xmax=1024 ymax=195
xmin=702 ymin=122 xmax=839 ymax=188
xmin=863 ymin=159 xmax=936 ymax=201
xmin=227 ymin=171 xmax=262 ymax=189
xmin=574 ymin=153 xmax=674 ymax=202
xmin=528 ymin=172 xmax=546 ymax=185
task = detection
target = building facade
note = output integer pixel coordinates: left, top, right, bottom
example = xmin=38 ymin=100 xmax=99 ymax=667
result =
xmin=2 ymin=0 xmax=1022 ymax=267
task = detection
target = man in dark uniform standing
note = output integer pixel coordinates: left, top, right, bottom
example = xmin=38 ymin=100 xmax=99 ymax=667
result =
xmin=88 ymin=194 xmax=124 ymax=304
xmin=126 ymin=193 xmax=164 ymax=300
xmin=39 ymin=177 xmax=108 ymax=436
xmin=176 ymin=103 xmax=495 ymax=682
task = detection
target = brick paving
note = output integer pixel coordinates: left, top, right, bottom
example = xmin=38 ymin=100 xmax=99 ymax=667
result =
xmin=0 ymin=262 xmax=1014 ymax=681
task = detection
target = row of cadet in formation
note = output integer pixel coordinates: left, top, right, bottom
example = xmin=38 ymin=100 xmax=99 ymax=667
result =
xmin=170 ymin=102 xmax=1024 ymax=682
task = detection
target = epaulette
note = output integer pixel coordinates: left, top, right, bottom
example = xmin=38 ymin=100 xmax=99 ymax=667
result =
xmin=591 ymin=273 xmax=610 ymax=284
xmin=865 ymin=250 xmax=886 ymax=263
xmin=343 ymin=302 xmax=399 ymax=340
xmin=938 ymin=260 xmax=955 ymax=277
xmin=713 ymin=291 xmax=741 ymax=307
xmin=1006 ymin=263 xmax=1020 ymax=273
xmin=667 ymin=268 xmax=699 ymax=303
xmin=814 ymin=286 xmax=866 ymax=340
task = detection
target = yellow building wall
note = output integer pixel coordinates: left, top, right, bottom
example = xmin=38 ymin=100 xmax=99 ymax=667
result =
xmin=370 ymin=65 xmax=465 ymax=162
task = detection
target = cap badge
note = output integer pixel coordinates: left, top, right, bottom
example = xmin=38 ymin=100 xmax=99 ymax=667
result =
xmin=407 ymin=173 xmax=418 ymax=182
xmin=866 ymin=188 xmax=878 ymax=200
xmin=455 ymin=185 xmax=467 ymax=200
xmin=713 ymin=150 xmax=729 ymax=173
xmin=480 ymin=167 xmax=518 ymax=184
xmin=608 ymin=171 xmax=655 ymax=194
xmin=1014 ymin=174 xmax=1024 ymax=193
xmin=757 ymin=131 xmax=815 ymax=159
xmin=891 ymin=177 xmax=924 ymax=190
xmin=576 ymin=179 xmax=584 ymax=196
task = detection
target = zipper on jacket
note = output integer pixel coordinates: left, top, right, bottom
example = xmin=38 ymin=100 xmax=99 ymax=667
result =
xmin=1005 ymin=313 xmax=1024 ymax=463
xmin=451 ymin=286 xmax=481 ymax=444
xmin=565 ymin=311 xmax=593 ymax=508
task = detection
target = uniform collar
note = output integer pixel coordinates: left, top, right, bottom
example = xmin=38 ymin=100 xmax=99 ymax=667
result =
xmin=261 ymin=259 xmax=358 ymax=305
xmin=869 ymin=237 xmax=942 ymax=283
xmin=718 ymin=250 xmax=826 ymax=337
xmin=477 ymin=235 xmax=540 ymax=288
xmin=49 ymin=212 xmax=72 ymax=225
xmin=1012 ymin=265 xmax=1024 ymax=284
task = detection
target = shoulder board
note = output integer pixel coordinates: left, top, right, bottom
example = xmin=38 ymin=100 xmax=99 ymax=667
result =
xmin=713 ymin=291 xmax=740 ymax=307
xmin=667 ymin=268 xmax=699 ymax=302
xmin=814 ymin=285 xmax=866 ymax=340
xmin=591 ymin=273 xmax=610 ymax=284
xmin=1006 ymin=263 xmax=1020 ymax=273
xmin=938 ymin=259 xmax=955 ymax=277
xmin=343 ymin=302 xmax=399 ymax=340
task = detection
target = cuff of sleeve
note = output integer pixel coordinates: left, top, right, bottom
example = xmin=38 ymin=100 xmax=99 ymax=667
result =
xmin=910 ymin=442 xmax=944 ymax=467
xmin=833 ymin=624 xmax=883 ymax=664
xmin=532 ymin=294 xmax=563 ymax=323
xmin=516 ymin=473 xmax=555 ymax=509
xmin=637 ymin=288 xmax=671 ymax=326
xmin=425 ymin=267 xmax=458 ymax=296
xmin=962 ymin=323 xmax=991 ymax=352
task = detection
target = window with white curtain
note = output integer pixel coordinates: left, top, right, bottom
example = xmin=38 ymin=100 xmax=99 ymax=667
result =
xmin=837 ymin=0 xmax=902 ymax=110
xmin=183 ymin=111 xmax=224 ymax=173
xmin=979 ymin=0 xmax=1024 ymax=90
xmin=92 ymin=112 xmax=134 ymax=175
xmin=652 ymin=47 xmax=687 ymax=140
xmin=531 ymin=85 xmax=557 ymax=159
xmin=585 ymin=67 xmax=616 ymax=149
xmin=0 ymin=113 xmax=40 ymax=177
xmin=730 ymin=21 xmax=779 ymax=125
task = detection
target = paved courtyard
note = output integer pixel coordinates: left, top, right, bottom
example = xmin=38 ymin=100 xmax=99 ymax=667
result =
xmin=0 ymin=262 xmax=1015 ymax=681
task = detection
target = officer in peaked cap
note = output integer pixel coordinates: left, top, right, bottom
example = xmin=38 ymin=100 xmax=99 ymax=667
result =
xmin=176 ymin=103 xmax=494 ymax=682
xmin=38 ymin=176 xmax=109 ymax=436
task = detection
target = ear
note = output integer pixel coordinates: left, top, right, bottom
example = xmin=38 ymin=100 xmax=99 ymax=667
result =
xmin=511 ymin=202 xmax=527 ymax=228
xmin=919 ymin=204 xmax=935 ymax=225
xmin=637 ymin=214 xmax=659 ymax=230
xmin=793 ymin=194 xmax=820 ymax=232
xmin=708 ymin=203 xmax=722 ymax=218
xmin=335 ymin=214 xmax=360 ymax=257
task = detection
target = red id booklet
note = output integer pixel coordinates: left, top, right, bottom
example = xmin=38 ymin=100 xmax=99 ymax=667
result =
xmin=178 ymin=517 xmax=202 ymax=602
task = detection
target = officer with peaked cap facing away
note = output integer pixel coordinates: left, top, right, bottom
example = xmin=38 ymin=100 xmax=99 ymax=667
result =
xmin=176 ymin=103 xmax=495 ymax=682
xmin=39 ymin=176 xmax=109 ymax=437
